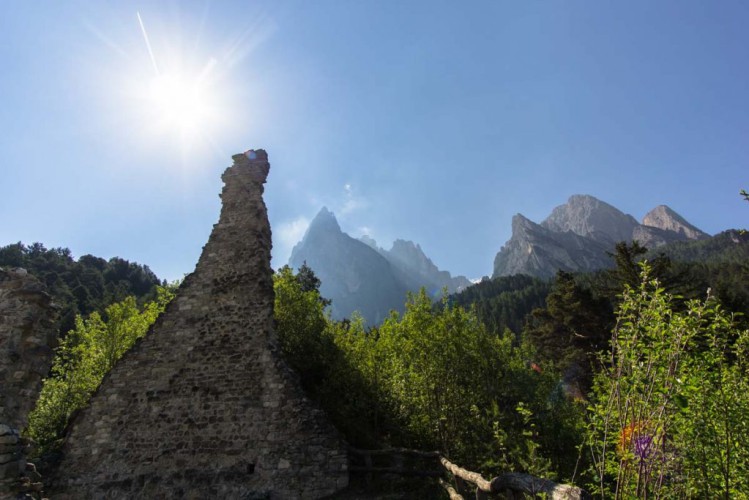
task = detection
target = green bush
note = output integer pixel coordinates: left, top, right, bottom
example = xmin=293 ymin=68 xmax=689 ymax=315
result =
xmin=586 ymin=263 xmax=749 ymax=497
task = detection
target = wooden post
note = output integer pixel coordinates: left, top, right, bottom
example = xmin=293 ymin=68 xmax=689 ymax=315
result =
xmin=438 ymin=478 xmax=465 ymax=500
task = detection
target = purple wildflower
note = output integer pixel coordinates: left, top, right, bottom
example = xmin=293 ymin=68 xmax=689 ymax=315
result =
xmin=633 ymin=434 xmax=654 ymax=460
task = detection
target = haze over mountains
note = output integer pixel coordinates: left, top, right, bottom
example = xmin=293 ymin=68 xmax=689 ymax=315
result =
xmin=289 ymin=195 xmax=714 ymax=324
xmin=289 ymin=208 xmax=469 ymax=324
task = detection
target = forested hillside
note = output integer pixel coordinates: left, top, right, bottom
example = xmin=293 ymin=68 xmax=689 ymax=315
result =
xmin=648 ymin=229 xmax=749 ymax=263
xmin=452 ymin=234 xmax=749 ymax=396
xmin=0 ymin=242 xmax=163 ymax=335
xmin=455 ymin=232 xmax=749 ymax=339
xmin=447 ymin=274 xmax=550 ymax=335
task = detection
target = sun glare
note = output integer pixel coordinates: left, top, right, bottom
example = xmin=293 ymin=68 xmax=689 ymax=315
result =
xmin=129 ymin=12 xmax=229 ymax=154
xmin=147 ymin=71 xmax=216 ymax=136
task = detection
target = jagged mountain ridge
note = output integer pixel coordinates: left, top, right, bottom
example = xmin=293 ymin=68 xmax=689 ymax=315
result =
xmin=289 ymin=208 xmax=407 ymax=325
xmin=364 ymin=238 xmax=471 ymax=295
xmin=494 ymin=195 xmax=710 ymax=279
xmin=289 ymin=208 xmax=469 ymax=324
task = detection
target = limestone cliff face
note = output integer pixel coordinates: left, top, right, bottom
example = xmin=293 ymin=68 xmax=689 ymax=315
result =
xmin=0 ymin=268 xmax=58 ymax=497
xmin=493 ymin=195 xmax=710 ymax=279
xmin=52 ymin=150 xmax=348 ymax=499
xmin=493 ymin=214 xmax=611 ymax=279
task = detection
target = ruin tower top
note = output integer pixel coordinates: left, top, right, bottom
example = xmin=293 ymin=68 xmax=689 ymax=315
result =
xmin=230 ymin=148 xmax=270 ymax=181
xmin=233 ymin=148 xmax=269 ymax=163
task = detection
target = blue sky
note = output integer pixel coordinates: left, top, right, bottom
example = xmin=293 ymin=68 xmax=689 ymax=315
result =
xmin=1 ymin=1 xmax=747 ymax=282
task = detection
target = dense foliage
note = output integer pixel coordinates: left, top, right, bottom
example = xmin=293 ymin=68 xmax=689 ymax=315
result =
xmin=524 ymin=271 xmax=612 ymax=394
xmin=636 ymin=233 xmax=749 ymax=326
xmin=274 ymin=265 xmax=585 ymax=480
xmin=0 ymin=242 xmax=163 ymax=335
xmin=26 ymin=285 xmax=175 ymax=455
xmin=636 ymin=231 xmax=749 ymax=315
xmin=15 ymin=227 xmax=749 ymax=497
xmin=586 ymin=265 xmax=749 ymax=497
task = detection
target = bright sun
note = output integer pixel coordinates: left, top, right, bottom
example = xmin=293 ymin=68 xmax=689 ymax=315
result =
xmin=133 ymin=12 xmax=225 ymax=149
xmin=147 ymin=72 xmax=216 ymax=137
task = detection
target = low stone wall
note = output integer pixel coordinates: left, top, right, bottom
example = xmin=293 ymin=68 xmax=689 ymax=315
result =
xmin=51 ymin=150 xmax=348 ymax=499
xmin=0 ymin=268 xmax=58 ymax=498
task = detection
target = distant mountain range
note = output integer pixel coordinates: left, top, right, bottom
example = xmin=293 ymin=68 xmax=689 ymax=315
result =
xmin=288 ymin=195 xmax=716 ymax=324
xmin=493 ymin=195 xmax=710 ymax=279
xmin=289 ymin=208 xmax=470 ymax=324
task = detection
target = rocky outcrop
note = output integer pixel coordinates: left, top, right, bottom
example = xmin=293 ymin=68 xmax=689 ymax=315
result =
xmin=0 ymin=268 xmax=58 ymax=498
xmin=51 ymin=150 xmax=348 ymax=499
xmin=289 ymin=209 xmax=468 ymax=324
xmin=494 ymin=195 xmax=710 ymax=279
xmin=642 ymin=205 xmax=710 ymax=241
xmin=540 ymin=195 xmax=640 ymax=246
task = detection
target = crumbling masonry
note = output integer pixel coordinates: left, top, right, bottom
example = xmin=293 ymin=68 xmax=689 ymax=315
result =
xmin=0 ymin=268 xmax=58 ymax=498
xmin=50 ymin=150 xmax=348 ymax=498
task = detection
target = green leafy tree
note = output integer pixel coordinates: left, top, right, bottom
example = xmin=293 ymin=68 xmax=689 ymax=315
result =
xmin=274 ymin=265 xmax=387 ymax=447
xmin=672 ymin=301 xmax=749 ymax=498
xmin=375 ymin=290 xmax=496 ymax=457
xmin=373 ymin=290 xmax=584 ymax=477
xmin=273 ymin=265 xmax=333 ymax=387
xmin=322 ymin=315 xmax=387 ymax=447
xmin=26 ymin=285 xmax=175 ymax=453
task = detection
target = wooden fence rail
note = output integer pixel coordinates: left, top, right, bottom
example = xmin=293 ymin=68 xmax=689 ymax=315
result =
xmin=349 ymin=447 xmax=591 ymax=500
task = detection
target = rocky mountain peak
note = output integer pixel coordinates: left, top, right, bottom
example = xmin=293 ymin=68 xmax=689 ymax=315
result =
xmin=642 ymin=205 xmax=709 ymax=240
xmin=308 ymin=206 xmax=341 ymax=233
xmin=387 ymin=239 xmax=471 ymax=291
xmin=541 ymin=194 xmax=639 ymax=245
xmin=289 ymin=208 xmax=343 ymax=267
xmin=387 ymin=239 xmax=438 ymax=276
xmin=511 ymin=213 xmax=536 ymax=232
xmin=389 ymin=239 xmax=426 ymax=261
xmin=494 ymin=195 xmax=710 ymax=279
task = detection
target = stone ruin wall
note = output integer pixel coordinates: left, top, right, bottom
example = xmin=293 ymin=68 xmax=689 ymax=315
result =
xmin=0 ymin=268 xmax=58 ymax=498
xmin=51 ymin=150 xmax=348 ymax=499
